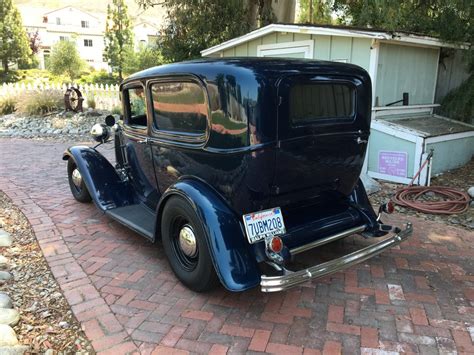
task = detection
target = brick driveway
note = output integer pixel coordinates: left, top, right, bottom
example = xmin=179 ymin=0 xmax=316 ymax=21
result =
xmin=0 ymin=138 xmax=473 ymax=354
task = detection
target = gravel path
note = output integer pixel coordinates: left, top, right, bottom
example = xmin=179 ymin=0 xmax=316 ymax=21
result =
xmin=0 ymin=191 xmax=93 ymax=353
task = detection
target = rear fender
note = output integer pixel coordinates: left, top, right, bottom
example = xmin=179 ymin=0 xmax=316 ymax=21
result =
xmin=63 ymin=146 xmax=136 ymax=210
xmin=157 ymin=179 xmax=260 ymax=292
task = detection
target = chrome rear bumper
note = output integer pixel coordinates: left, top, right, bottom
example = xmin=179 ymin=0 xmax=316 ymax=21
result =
xmin=260 ymin=222 xmax=412 ymax=292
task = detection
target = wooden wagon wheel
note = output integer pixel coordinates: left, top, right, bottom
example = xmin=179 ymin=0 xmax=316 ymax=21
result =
xmin=64 ymin=87 xmax=84 ymax=112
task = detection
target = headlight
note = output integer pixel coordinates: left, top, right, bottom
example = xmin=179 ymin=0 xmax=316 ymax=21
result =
xmin=90 ymin=123 xmax=111 ymax=143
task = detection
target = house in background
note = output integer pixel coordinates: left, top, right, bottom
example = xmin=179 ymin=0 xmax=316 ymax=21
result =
xmin=201 ymin=23 xmax=473 ymax=185
xmin=18 ymin=5 xmax=160 ymax=71
xmin=133 ymin=21 xmax=159 ymax=49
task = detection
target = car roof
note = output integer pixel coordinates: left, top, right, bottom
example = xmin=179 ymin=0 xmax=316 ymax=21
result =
xmin=121 ymin=57 xmax=370 ymax=87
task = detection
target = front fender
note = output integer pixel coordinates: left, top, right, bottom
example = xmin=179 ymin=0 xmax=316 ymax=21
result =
xmin=157 ymin=179 xmax=260 ymax=292
xmin=63 ymin=146 xmax=136 ymax=210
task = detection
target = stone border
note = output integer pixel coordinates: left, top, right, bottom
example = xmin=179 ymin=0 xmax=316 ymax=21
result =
xmin=0 ymin=177 xmax=138 ymax=354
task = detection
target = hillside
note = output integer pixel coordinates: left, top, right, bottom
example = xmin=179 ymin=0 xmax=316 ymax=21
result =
xmin=13 ymin=0 xmax=166 ymax=26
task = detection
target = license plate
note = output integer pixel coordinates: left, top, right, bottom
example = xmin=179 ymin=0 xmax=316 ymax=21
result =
xmin=243 ymin=207 xmax=286 ymax=244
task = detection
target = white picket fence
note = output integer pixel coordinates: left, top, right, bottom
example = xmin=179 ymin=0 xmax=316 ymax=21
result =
xmin=0 ymin=82 xmax=120 ymax=111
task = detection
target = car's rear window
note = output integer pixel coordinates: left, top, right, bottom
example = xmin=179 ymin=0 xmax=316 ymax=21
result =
xmin=290 ymin=83 xmax=355 ymax=124
xmin=151 ymin=81 xmax=207 ymax=135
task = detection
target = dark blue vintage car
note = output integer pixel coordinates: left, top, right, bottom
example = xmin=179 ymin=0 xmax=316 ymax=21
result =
xmin=63 ymin=58 xmax=412 ymax=292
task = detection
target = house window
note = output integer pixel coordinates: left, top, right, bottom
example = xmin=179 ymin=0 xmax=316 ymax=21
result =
xmin=151 ymin=81 xmax=207 ymax=135
xmin=81 ymin=20 xmax=89 ymax=28
xmin=84 ymin=39 xmax=93 ymax=47
xmin=59 ymin=36 xmax=68 ymax=41
xmin=56 ymin=17 xmax=61 ymax=25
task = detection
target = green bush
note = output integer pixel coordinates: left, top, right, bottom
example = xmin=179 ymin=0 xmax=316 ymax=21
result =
xmin=87 ymin=95 xmax=96 ymax=109
xmin=0 ymin=95 xmax=17 ymax=115
xmin=439 ymin=74 xmax=474 ymax=124
xmin=16 ymin=89 xmax=63 ymax=115
xmin=16 ymin=69 xmax=69 ymax=85
xmin=111 ymin=105 xmax=122 ymax=115
xmin=78 ymin=70 xmax=119 ymax=85
xmin=0 ymin=70 xmax=20 ymax=84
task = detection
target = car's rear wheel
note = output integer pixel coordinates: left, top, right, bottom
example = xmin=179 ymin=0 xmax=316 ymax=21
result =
xmin=67 ymin=158 xmax=92 ymax=203
xmin=161 ymin=196 xmax=219 ymax=292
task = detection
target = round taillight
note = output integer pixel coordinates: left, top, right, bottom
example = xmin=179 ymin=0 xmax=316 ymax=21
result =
xmin=386 ymin=201 xmax=395 ymax=214
xmin=387 ymin=201 xmax=395 ymax=213
xmin=269 ymin=236 xmax=283 ymax=253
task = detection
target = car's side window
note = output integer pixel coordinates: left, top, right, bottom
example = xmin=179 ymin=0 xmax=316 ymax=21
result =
xmin=150 ymin=81 xmax=207 ymax=135
xmin=124 ymin=86 xmax=147 ymax=127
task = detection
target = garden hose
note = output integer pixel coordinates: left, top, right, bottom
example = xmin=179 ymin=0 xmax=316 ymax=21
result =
xmin=392 ymin=151 xmax=471 ymax=215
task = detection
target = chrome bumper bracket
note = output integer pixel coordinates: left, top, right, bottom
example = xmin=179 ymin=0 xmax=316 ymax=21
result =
xmin=260 ymin=222 xmax=413 ymax=292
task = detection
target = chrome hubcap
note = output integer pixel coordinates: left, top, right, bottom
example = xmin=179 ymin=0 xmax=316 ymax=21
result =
xmin=178 ymin=225 xmax=197 ymax=257
xmin=71 ymin=169 xmax=83 ymax=188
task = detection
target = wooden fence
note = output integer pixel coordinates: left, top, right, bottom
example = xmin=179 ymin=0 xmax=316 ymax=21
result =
xmin=0 ymin=82 xmax=120 ymax=111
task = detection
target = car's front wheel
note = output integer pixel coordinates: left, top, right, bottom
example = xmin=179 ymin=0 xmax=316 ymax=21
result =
xmin=67 ymin=158 xmax=92 ymax=203
xmin=161 ymin=196 xmax=219 ymax=292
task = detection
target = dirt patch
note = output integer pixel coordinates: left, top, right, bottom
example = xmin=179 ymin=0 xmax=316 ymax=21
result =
xmin=369 ymin=158 xmax=474 ymax=231
xmin=0 ymin=191 xmax=93 ymax=353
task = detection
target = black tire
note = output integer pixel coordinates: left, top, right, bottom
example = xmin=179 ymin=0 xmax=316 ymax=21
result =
xmin=67 ymin=158 xmax=92 ymax=203
xmin=161 ymin=196 xmax=219 ymax=292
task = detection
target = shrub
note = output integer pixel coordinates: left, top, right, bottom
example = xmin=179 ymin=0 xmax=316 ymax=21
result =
xmin=87 ymin=95 xmax=96 ymax=109
xmin=0 ymin=95 xmax=17 ymax=115
xmin=16 ymin=69 xmax=69 ymax=85
xmin=78 ymin=70 xmax=119 ymax=85
xmin=0 ymin=70 xmax=20 ymax=84
xmin=48 ymin=40 xmax=85 ymax=81
xmin=16 ymin=89 xmax=63 ymax=115
xmin=111 ymin=105 xmax=122 ymax=115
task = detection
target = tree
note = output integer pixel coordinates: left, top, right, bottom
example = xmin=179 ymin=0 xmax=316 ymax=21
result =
xmin=332 ymin=1 xmax=472 ymax=50
xmin=154 ymin=0 xmax=250 ymax=62
xmin=104 ymin=0 xmax=133 ymax=81
xmin=332 ymin=0 xmax=473 ymax=122
xmin=136 ymin=0 xmax=278 ymax=62
xmin=48 ymin=40 xmax=85 ymax=81
xmin=0 ymin=0 xmax=32 ymax=74
xmin=124 ymin=43 xmax=164 ymax=75
xmin=298 ymin=0 xmax=332 ymax=24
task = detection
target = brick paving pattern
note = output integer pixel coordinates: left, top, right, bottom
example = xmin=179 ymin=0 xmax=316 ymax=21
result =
xmin=0 ymin=139 xmax=473 ymax=354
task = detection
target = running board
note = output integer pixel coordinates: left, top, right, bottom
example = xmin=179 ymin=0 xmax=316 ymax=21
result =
xmin=290 ymin=225 xmax=367 ymax=255
xmin=106 ymin=204 xmax=155 ymax=240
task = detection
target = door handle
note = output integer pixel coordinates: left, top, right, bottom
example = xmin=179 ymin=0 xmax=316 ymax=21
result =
xmin=137 ymin=138 xmax=148 ymax=145
xmin=356 ymin=137 xmax=368 ymax=144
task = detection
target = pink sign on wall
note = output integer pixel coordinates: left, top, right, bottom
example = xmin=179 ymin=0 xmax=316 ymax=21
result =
xmin=378 ymin=151 xmax=408 ymax=177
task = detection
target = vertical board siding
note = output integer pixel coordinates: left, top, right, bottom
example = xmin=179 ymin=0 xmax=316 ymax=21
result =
xmin=330 ymin=36 xmax=352 ymax=62
xmin=294 ymin=33 xmax=311 ymax=42
xmin=235 ymin=42 xmax=248 ymax=56
xmin=350 ymin=38 xmax=371 ymax=71
xmin=313 ymin=35 xmax=331 ymax=60
xmin=223 ymin=47 xmax=236 ymax=57
xmin=435 ymin=49 xmax=470 ymax=103
xmin=368 ymin=130 xmax=416 ymax=177
xmin=262 ymin=33 xmax=277 ymax=45
xmin=376 ymin=43 xmax=438 ymax=106
xmin=426 ymin=137 xmax=474 ymax=175
xmin=276 ymin=32 xmax=294 ymax=43
xmin=248 ymin=38 xmax=263 ymax=56
xmin=216 ymin=32 xmax=371 ymax=72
